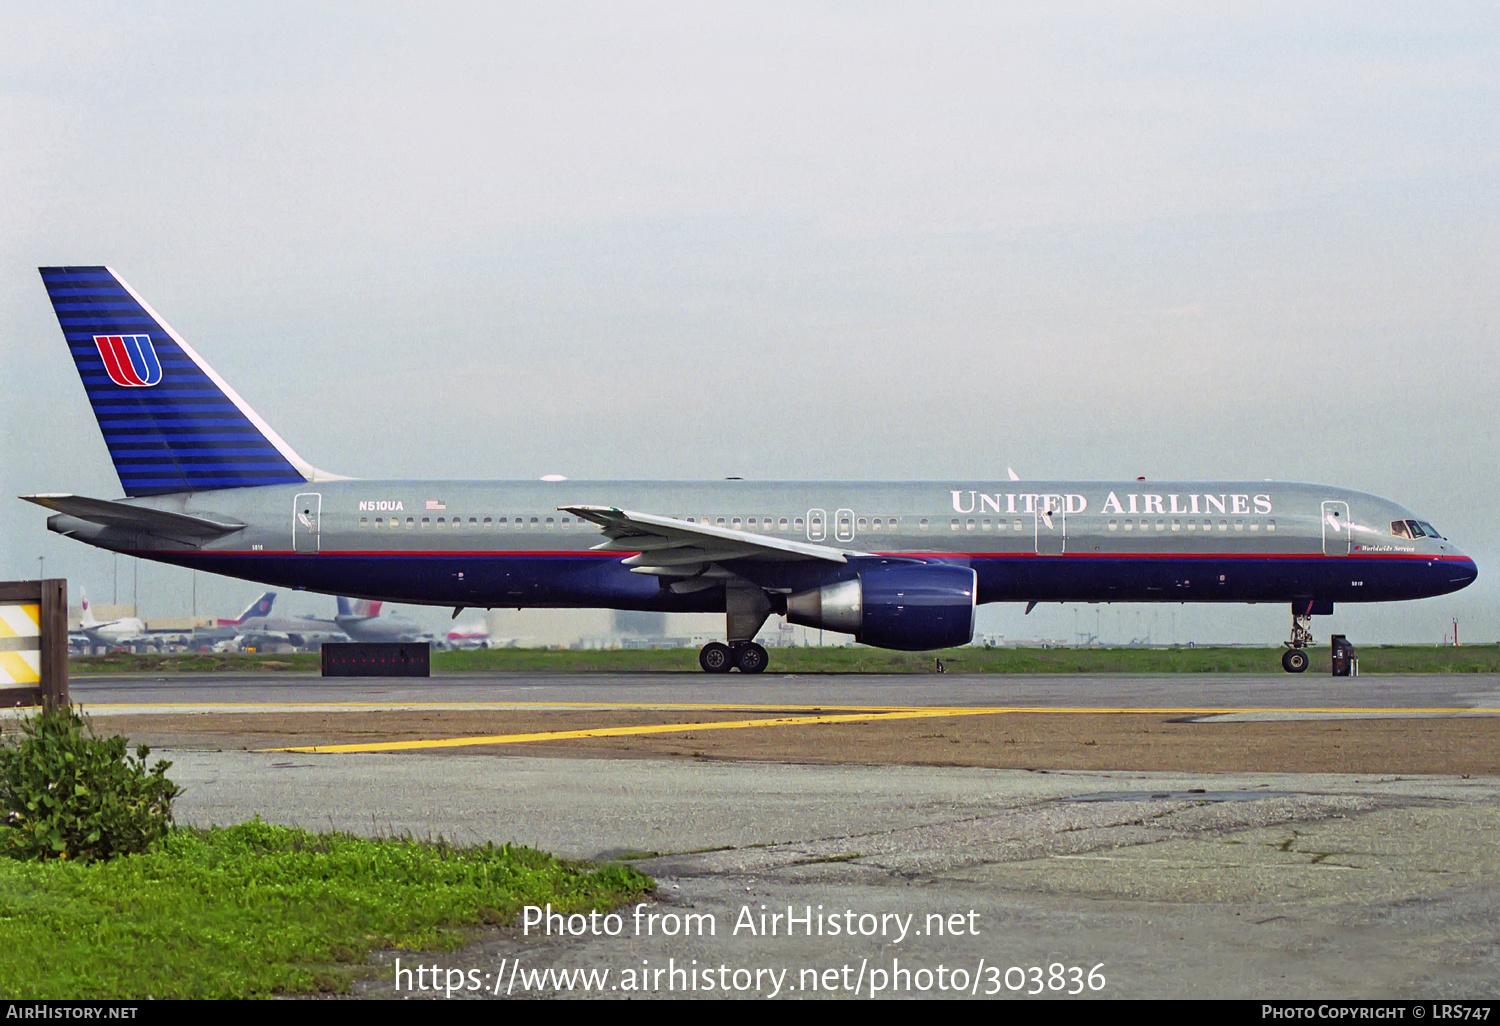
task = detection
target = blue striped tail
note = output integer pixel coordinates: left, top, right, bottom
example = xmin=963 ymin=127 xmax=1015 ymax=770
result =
xmin=39 ymin=266 xmax=317 ymax=497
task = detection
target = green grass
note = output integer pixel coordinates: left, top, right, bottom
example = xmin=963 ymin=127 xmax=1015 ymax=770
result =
xmin=0 ymin=820 xmax=653 ymax=999
xmin=73 ymin=644 xmax=1500 ymax=675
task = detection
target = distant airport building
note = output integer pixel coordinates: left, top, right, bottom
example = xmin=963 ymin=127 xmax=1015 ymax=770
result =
xmin=613 ymin=610 xmax=667 ymax=637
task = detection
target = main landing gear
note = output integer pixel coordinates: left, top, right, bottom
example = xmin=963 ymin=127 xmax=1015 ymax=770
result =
xmin=1281 ymin=605 xmax=1318 ymax=673
xmin=698 ymin=584 xmax=773 ymax=673
xmin=699 ymin=641 xmax=768 ymax=674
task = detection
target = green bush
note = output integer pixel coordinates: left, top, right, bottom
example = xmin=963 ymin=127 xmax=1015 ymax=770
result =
xmin=0 ymin=706 xmax=181 ymax=863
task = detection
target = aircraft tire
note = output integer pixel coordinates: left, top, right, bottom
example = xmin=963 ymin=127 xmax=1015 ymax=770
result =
xmin=734 ymin=642 xmax=768 ymax=674
xmin=699 ymin=642 xmax=734 ymax=673
xmin=1282 ymin=648 xmax=1309 ymax=673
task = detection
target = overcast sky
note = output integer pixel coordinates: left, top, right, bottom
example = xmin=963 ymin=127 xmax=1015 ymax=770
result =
xmin=2 ymin=2 xmax=1495 ymax=644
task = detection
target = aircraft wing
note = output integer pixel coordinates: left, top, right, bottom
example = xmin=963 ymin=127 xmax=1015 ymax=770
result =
xmin=562 ymin=505 xmax=851 ymax=578
xmin=21 ymin=494 xmax=244 ymax=541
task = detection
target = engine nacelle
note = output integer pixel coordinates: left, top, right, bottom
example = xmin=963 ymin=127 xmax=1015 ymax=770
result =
xmin=785 ymin=564 xmax=977 ymax=651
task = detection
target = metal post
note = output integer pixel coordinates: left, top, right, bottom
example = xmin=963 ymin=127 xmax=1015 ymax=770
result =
xmin=39 ymin=579 xmax=68 ymax=710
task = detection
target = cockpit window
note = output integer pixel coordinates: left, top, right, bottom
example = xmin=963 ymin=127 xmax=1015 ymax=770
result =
xmin=1405 ymin=520 xmax=1426 ymax=538
xmin=1417 ymin=521 xmax=1442 ymax=539
xmin=1391 ymin=521 xmax=1411 ymax=539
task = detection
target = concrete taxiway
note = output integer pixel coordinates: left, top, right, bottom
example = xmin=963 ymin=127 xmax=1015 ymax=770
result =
xmin=54 ymin=671 xmax=1500 ymax=998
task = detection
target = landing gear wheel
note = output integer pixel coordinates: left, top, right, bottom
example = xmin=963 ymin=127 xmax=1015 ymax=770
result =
xmin=699 ymin=642 xmax=733 ymax=673
xmin=1282 ymin=648 xmax=1309 ymax=674
xmin=734 ymin=642 xmax=768 ymax=674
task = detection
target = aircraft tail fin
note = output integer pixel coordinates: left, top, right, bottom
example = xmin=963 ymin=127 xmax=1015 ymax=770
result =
xmin=38 ymin=266 xmax=340 ymax=497
xmin=335 ymin=597 xmax=381 ymax=619
xmin=236 ymin=592 xmax=276 ymax=623
xmin=80 ymin=587 xmax=98 ymax=628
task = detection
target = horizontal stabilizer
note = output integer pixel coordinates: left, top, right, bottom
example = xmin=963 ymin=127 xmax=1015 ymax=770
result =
xmin=21 ymin=493 xmax=244 ymax=540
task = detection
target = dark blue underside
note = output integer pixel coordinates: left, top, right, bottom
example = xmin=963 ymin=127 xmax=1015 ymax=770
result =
xmin=143 ymin=551 xmax=1477 ymax=611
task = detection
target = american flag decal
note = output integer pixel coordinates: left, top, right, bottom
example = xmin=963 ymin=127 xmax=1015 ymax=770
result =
xmin=426 ymin=500 xmax=446 ymax=510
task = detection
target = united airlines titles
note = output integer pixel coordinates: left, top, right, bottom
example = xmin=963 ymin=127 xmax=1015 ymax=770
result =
xmin=950 ymin=491 xmax=1274 ymax=516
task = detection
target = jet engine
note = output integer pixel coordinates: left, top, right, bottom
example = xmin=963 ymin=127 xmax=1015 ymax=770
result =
xmin=785 ymin=564 xmax=977 ymax=650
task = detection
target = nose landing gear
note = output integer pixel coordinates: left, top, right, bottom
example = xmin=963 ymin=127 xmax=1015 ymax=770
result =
xmin=1281 ymin=603 xmax=1321 ymax=673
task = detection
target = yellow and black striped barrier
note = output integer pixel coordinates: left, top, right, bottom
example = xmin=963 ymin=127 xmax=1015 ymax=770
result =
xmin=0 ymin=580 xmax=68 ymax=709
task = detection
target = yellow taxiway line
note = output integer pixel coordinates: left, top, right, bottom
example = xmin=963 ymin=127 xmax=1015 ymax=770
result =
xmin=266 ymin=704 xmax=1497 ymax=754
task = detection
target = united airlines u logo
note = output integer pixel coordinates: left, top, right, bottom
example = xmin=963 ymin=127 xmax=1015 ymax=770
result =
xmin=93 ymin=334 xmax=162 ymax=387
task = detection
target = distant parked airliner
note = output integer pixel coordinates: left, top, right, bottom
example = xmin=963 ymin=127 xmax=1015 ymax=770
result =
xmin=25 ymin=267 xmax=1477 ymax=673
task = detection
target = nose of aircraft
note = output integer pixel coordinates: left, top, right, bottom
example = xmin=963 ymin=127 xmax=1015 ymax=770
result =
xmin=1445 ymin=548 xmax=1479 ymax=590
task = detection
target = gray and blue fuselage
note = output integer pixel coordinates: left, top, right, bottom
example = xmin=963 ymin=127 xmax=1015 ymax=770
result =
xmin=44 ymin=478 xmax=1476 ymax=612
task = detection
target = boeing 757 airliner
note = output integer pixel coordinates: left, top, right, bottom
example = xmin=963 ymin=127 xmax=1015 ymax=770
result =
xmin=24 ymin=267 xmax=1477 ymax=673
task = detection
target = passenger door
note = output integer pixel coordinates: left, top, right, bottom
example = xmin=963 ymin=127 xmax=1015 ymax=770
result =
xmin=1321 ymin=500 xmax=1350 ymax=556
xmin=293 ymin=492 xmax=322 ymax=553
xmin=1035 ymin=504 xmax=1066 ymax=555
